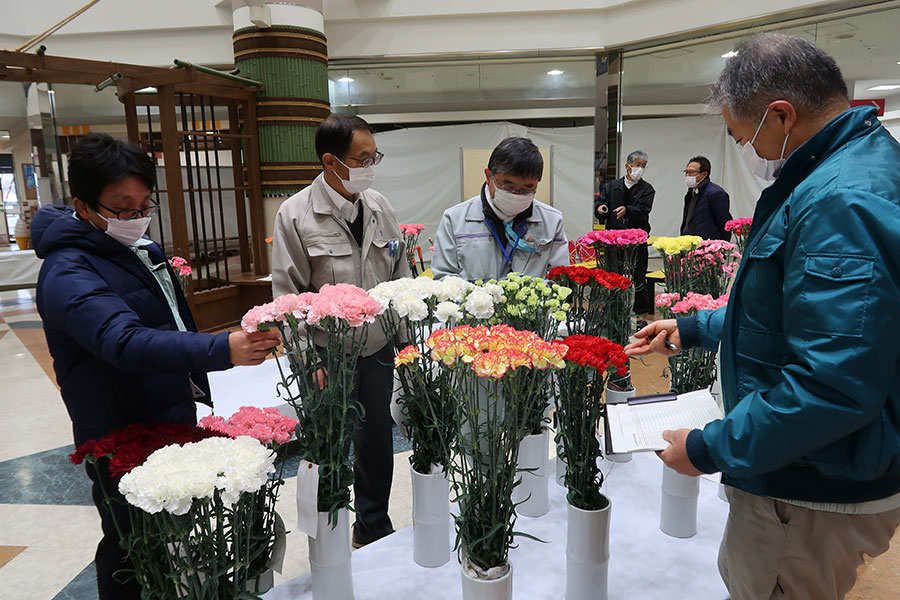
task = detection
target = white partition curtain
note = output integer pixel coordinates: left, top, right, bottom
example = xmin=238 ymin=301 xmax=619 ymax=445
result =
xmin=373 ymin=122 xmax=595 ymax=260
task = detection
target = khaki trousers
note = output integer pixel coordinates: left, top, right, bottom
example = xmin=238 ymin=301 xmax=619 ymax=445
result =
xmin=718 ymin=486 xmax=900 ymax=600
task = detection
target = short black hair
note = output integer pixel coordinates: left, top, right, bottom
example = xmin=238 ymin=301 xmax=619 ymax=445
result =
xmin=68 ymin=133 xmax=156 ymax=209
xmin=487 ymin=137 xmax=543 ymax=181
xmin=688 ymin=155 xmax=711 ymax=176
xmin=315 ymin=113 xmax=375 ymax=162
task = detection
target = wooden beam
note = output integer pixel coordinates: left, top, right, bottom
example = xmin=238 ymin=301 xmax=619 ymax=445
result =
xmin=228 ymin=101 xmax=252 ymax=274
xmin=172 ymin=82 xmax=259 ymax=102
xmin=122 ymin=93 xmax=140 ymax=144
xmin=243 ymin=98 xmax=269 ymax=276
xmin=156 ymin=85 xmax=192 ymax=281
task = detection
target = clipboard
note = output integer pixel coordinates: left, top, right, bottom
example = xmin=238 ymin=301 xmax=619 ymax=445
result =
xmin=603 ymin=389 xmax=722 ymax=454
xmin=603 ymin=392 xmax=677 ymax=454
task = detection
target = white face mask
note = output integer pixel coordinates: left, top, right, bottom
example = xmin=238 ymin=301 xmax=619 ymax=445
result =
xmin=335 ymin=157 xmax=375 ymax=194
xmin=685 ymin=175 xmax=699 ymax=189
xmin=99 ymin=214 xmax=151 ymax=246
xmin=627 ymin=166 xmax=644 ymax=182
xmin=740 ymin=110 xmax=791 ymax=181
xmin=489 ymin=186 xmax=535 ymax=222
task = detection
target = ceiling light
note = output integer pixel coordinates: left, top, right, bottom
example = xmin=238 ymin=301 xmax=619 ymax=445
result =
xmin=337 ymin=77 xmax=354 ymax=83
xmin=0 ymin=130 xmax=10 ymax=139
xmin=721 ymin=51 xmax=738 ymax=58
xmin=868 ymin=84 xmax=900 ymax=91
xmin=547 ymin=69 xmax=564 ymax=76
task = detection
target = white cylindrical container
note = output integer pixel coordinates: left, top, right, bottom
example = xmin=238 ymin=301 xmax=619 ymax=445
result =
xmin=460 ymin=559 xmax=513 ymax=600
xmin=659 ymin=465 xmax=700 ymax=538
xmin=411 ymin=465 xmax=451 ymax=567
xmin=566 ymin=499 xmax=611 ymax=600
xmin=604 ymin=385 xmax=635 ymax=463
xmin=512 ymin=429 xmax=550 ymax=517
xmin=308 ymin=508 xmax=354 ymax=600
xmin=555 ymin=451 xmax=567 ymax=487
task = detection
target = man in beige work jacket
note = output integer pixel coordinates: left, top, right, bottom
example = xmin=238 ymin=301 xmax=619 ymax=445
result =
xmin=271 ymin=113 xmax=410 ymax=548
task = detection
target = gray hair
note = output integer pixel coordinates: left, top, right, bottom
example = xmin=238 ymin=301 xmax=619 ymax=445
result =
xmin=709 ymin=33 xmax=848 ymax=122
xmin=626 ymin=150 xmax=648 ymax=164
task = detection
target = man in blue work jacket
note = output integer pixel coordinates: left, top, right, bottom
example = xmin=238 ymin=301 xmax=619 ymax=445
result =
xmin=627 ymin=33 xmax=900 ymax=600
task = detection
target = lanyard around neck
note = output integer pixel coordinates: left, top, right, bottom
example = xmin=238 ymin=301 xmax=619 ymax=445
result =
xmin=484 ymin=217 xmax=524 ymax=267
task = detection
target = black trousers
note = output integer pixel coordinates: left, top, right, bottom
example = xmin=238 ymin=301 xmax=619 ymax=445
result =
xmin=86 ymin=461 xmax=142 ymax=600
xmin=351 ymin=345 xmax=396 ymax=543
xmin=632 ymin=243 xmax=653 ymax=314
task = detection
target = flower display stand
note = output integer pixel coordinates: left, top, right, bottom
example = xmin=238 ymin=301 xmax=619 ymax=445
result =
xmin=411 ymin=465 xmax=451 ymax=568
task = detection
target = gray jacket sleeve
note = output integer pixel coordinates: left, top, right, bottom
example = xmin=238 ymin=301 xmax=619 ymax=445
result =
xmin=430 ymin=211 xmax=460 ymax=280
xmin=547 ymin=214 xmax=570 ymax=270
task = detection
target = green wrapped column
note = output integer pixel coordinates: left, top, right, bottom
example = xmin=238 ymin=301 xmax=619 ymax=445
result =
xmin=232 ymin=1 xmax=330 ymax=195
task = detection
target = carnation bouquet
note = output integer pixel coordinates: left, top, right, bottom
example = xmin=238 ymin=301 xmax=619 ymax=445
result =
xmin=553 ymin=335 xmax=628 ymax=510
xmin=579 ymin=228 xmax=649 ymax=280
xmin=652 ymin=235 xmax=704 ymax=297
xmin=685 ymin=239 xmax=741 ymax=298
xmin=400 ymin=223 xmax=426 ymax=276
xmin=427 ymin=325 xmax=567 ymax=578
xmin=655 ymin=292 xmax=729 ymax=394
xmin=71 ymin=422 xmax=287 ymax=598
xmin=369 ymin=276 xmax=483 ymax=473
xmin=546 ymin=266 xmax=631 ymax=338
xmin=725 ymin=217 xmax=753 ymax=255
xmin=478 ymin=272 xmax=571 ymax=341
xmin=168 ymin=255 xmax=192 ymax=294
xmin=241 ymin=283 xmax=385 ymax=525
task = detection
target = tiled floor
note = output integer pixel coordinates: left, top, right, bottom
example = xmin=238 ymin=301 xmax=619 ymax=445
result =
xmin=0 ymin=291 xmax=896 ymax=598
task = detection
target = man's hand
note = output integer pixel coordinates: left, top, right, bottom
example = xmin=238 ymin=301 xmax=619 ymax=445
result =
xmin=228 ymin=330 xmax=280 ymax=366
xmin=656 ymin=429 xmax=703 ymax=476
xmin=624 ymin=319 xmax=680 ymax=357
xmin=614 ymin=206 xmax=627 ymax=219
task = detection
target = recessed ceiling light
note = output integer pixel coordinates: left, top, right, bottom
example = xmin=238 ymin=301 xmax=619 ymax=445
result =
xmin=547 ymin=69 xmax=564 ymax=76
xmin=721 ymin=51 xmax=738 ymax=58
xmin=868 ymin=84 xmax=900 ymax=91
xmin=337 ymin=77 xmax=354 ymax=83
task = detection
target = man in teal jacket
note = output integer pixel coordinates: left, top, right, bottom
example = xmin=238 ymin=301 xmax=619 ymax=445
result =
xmin=627 ymin=34 xmax=900 ymax=600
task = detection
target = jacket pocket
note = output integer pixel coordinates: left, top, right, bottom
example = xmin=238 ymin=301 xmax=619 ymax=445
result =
xmin=800 ymin=253 xmax=874 ymax=338
xmin=306 ymin=239 xmax=355 ymax=288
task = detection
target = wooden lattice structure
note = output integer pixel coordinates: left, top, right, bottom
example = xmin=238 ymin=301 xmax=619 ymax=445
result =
xmin=0 ymin=50 xmax=272 ymax=330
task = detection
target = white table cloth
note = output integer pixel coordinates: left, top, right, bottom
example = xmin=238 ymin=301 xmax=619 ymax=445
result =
xmin=264 ymin=452 xmax=730 ymax=600
xmin=0 ymin=249 xmax=41 ymax=290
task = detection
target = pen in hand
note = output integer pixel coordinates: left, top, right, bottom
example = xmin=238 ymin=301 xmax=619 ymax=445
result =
xmin=664 ymin=341 xmax=679 ymax=352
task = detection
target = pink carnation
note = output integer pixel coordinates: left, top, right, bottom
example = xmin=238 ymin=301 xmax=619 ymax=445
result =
xmin=579 ymin=228 xmax=648 ymax=247
xmin=306 ymin=283 xmax=385 ymax=327
xmin=178 ymin=265 xmax=192 ymax=276
xmin=670 ymin=292 xmax=730 ymax=314
xmin=400 ymin=224 xmax=425 ymax=236
xmin=725 ymin=217 xmax=752 ymax=233
xmin=241 ymin=303 xmax=279 ymax=332
xmin=199 ymin=406 xmax=298 ymax=446
xmin=655 ymin=292 xmax=681 ymax=308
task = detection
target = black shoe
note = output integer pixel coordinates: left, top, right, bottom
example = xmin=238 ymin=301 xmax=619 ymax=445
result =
xmin=635 ymin=319 xmax=649 ymax=332
xmin=351 ymin=524 xmax=394 ymax=549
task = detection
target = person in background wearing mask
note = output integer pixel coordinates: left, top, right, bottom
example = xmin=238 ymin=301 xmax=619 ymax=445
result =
xmin=432 ymin=136 xmax=568 ymax=281
xmin=680 ymin=155 xmax=732 ymax=240
xmin=31 ymin=133 xmax=280 ymax=599
xmin=627 ymin=33 xmax=900 ymax=600
xmin=271 ymin=113 xmax=409 ymax=549
xmin=595 ymin=150 xmax=655 ymax=315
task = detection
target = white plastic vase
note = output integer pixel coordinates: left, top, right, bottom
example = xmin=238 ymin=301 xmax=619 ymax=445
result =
xmin=566 ymin=499 xmax=611 ymax=600
xmin=604 ymin=385 xmax=635 ymax=463
xmin=411 ymin=465 xmax=451 ymax=567
xmin=512 ymin=429 xmax=550 ymax=517
xmin=555 ymin=451 xmax=567 ymax=487
xmin=460 ymin=559 xmax=513 ymax=600
xmin=659 ymin=465 xmax=700 ymax=538
xmin=308 ymin=508 xmax=354 ymax=600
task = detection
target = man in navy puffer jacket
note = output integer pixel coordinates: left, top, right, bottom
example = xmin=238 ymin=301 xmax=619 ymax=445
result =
xmin=627 ymin=35 xmax=900 ymax=600
xmin=32 ymin=133 xmax=279 ymax=599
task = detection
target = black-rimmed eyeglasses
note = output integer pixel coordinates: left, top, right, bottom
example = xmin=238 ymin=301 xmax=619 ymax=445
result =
xmin=96 ymin=202 xmax=160 ymax=220
xmin=341 ymin=151 xmax=384 ymax=168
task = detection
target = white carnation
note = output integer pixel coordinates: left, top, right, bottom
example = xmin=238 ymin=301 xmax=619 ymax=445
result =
xmin=410 ymin=277 xmax=440 ymax=299
xmin=436 ymin=276 xmax=474 ymax=302
xmin=463 ymin=289 xmax=495 ymax=319
xmin=118 ymin=437 xmax=275 ymax=516
xmin=434 ymin=301 xmax=463 ymax=322
xmin=394 ymin=291 xmax=429 ymax=321
xmin=481 ymin=282 xmax=504 ymax=302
